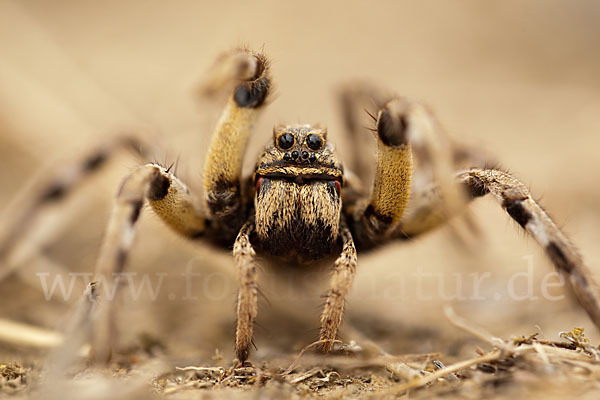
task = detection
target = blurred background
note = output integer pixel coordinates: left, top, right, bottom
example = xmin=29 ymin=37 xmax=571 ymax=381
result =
xmin=1 ymin=0 xmax=600 ymax=367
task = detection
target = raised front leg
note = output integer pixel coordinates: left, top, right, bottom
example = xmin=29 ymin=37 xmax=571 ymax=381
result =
xmin=203 ymin=49 xmax=271 ymax=243
xmin=339 ymin=90 xmax=474 ymax=243
xmin=348 ymin=98 xmax=414 ymax=248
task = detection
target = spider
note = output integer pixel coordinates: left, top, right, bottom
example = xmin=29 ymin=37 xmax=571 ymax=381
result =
xmin=1 ymin=48 xmax=599 ymax=364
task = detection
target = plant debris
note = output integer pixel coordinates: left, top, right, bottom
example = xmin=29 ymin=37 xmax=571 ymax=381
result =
xmin=0 ymin=362 xmax=28 ymax=394
xmin=148 ymin=308 xmax=600 ymax=398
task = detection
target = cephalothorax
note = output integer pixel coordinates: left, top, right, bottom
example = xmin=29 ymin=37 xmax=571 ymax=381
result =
xmin=3 ymin=48 xmax=600 ymax=364
xmin=253 ymin=125 xmax=343 ymax=262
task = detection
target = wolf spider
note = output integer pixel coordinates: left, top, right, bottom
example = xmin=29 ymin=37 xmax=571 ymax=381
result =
xmin=1 ymin=48 xmax=599 ymax=363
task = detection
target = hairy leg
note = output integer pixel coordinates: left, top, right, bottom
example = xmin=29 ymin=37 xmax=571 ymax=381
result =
xmin=389 ymin=99 xmax=479 ymax=239
xmin=92 ymin=163 xmax=207 ymax=362
xmin=0 ymin=136 xmax=148 ymax=280
xmin=459 ymin=168 xmax=600 ymax=330
xmin=365 ymin=101 xmax=600 ymax=332
xmin=347 ymin=98 xmax=413 ymax=248
xmin=318 ymin=219 xmax=358 ymax=352
xmin=203 ymin=49 xmax=271 ymax=243
xmin=339 ymin=90 xmax=480 ymax=242
xmin=341 ymin=92 xmax=600 ymax=337
xmin=232 ymin=219 xmax=259 ymax=363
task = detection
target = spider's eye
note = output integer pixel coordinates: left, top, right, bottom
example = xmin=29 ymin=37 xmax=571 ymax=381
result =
xmin=306 ymin=134 xmax=323 ymax=151
xmin=278 ymin=133 xmax=295 ymax=150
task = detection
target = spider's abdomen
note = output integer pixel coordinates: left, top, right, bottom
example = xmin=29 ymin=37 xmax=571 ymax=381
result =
xmin=254 ymin=178 xmax=341 ymax=262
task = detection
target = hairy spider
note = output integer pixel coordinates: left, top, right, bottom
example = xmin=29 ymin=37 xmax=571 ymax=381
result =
xmin=2 ymin=48 xmax=599 ymax=364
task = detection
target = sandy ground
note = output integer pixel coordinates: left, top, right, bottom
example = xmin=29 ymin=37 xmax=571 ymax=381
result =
xmin=1 ymin=0 xmax=600 ymax=398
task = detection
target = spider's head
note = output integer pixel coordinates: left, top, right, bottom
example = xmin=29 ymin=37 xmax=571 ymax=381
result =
xmin=252 ymin=124 xmax=344 ymax=260
xmin=254 ymin=124 xmax=343 ymax=184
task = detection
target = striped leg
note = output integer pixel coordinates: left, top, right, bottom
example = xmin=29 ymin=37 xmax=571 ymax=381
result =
xmin=0 ymin=136 xmax=148 ymax=281
xmin=203 ymin=49 xmax=271 ymax=243
xmin=318 ymin=219 xmax=358 ymax=352
xmin=458 ymin=168 xmax=600 ymax=330
xmin=232 ymin=219 xmax=259 ymax=363
xmin=91 ymin=163 xmax=206 ymax=362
